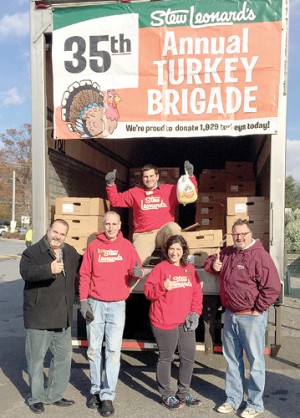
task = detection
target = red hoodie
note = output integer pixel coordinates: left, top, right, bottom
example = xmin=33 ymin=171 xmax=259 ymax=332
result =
xmin=204 ymin=240 xmax=281 ymax=313
xmin=79 ymin=231 xmax=142 ymax=302
xmin=106 ymin=176 xmax=198 ymax=233
xmin=144 ymin=260 xmax=203 ymax=330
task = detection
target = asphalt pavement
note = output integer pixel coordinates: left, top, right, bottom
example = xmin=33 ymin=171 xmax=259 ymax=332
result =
xmin=0 ymin=237 xmax=299 ymax=418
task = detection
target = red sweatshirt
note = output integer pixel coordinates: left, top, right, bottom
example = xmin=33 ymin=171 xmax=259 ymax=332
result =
xmin=144 ymin=260 xmax=203 ymax=330
xmin=106 ymin=177 xmax=198 ymax=233
xmin=79 ymin=231 xmax=142 ymax=302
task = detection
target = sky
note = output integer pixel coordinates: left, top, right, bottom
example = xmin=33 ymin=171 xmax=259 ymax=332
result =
xmin=0 ymin=0 xmax=300 ymax=180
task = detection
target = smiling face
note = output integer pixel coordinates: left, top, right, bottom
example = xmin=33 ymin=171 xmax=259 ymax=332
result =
xmin=232 ymin=224 xmax=253 ymax=250
xmin=104 ymin=212 xmax=121 ymax=241
xmin=47 ymin=221 xmax=68 ymax=250
xmin=142 ymin=169 xmax=159 ymax=191
xmin=167 ymin=242 xmax=184 ymax=266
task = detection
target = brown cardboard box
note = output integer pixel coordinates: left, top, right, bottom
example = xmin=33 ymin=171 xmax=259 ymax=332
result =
xmin=199 ymin=171 xmax=227 ymax=192
xmin=64 ymin=233 xmax=97 ymax=254
xmin=195 ymin=216 xmax=225 ymax=230
xmin=226 ymin=181 xmax=256 ymax=196
xmin=196 ymin=202 xmax=226 ymax=217
xmin=55 ymin=197 xmax=110 ymax=216
xmin=181 ymin=229 xmax=223 ymax=249
xmin=198 ymin=193 xmax=227 ymax=205
xmin=225 ymin=161 xmax=254 ymax=178
xmin=227 ymin=197 xmax=265 ymax=216
xmin=54 ymin=215 xmax=104 ymax=235
xmin=188 ymin=248 xmax=219 ymax=266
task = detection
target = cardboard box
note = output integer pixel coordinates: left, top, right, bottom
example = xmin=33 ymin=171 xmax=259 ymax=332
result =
xmin=188 ymin=248 xmax=218 ymax=264
xmin=195 ymin=216 xmax=225 ymax=230
xmin=225 ymin=161 xmax=254 ymax=178
xmin=226 ymin=181 xmax=256 ymax=196
xmin=198 ymin=193 xmax=227 ymax=205
xmin=55 ymin=197 xmax=110 ymax=216
xmin=199 ymin=171 xmax=227 ymax=192
xmin=227 ymin=197 xmax=265 ymax=216
xmin=64 ymin=233 xmax=97 ymax=254
xmin=196 ymin=202 xmax=226 ymax=217
xmin=54 ymin=215 xmax=104 ymax=235
xmin=181 ymin=229 xmax=224 ymax=249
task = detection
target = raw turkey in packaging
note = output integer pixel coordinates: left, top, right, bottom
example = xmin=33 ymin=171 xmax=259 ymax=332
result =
xmin=177 ymin=175 xmax=198 ymax=205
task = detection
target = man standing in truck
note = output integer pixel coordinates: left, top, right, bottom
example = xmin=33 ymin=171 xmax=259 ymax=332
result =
xmin=204 ymin=219 xmax=281 ymax=418
xmin=105 ymin=161 xmax=197 ymax=264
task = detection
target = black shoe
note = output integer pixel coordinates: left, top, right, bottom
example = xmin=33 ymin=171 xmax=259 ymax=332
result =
xmin=53 ymin=398 xmax=75 ymax=407
xmin=29 ymin=402 xmax=44 ymax=414
xmin=86 ymin=394 xmax=100 ymax=409
xmin=100 ymin=400 xmax=115 ymax=417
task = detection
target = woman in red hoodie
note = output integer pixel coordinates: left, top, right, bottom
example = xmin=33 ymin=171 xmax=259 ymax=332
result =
xmin=144 ymin=235 xmax=203 ymax=410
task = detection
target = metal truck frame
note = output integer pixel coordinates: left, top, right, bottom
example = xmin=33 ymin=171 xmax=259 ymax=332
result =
xmin=30 ymin=0 xmax=288 ymax=355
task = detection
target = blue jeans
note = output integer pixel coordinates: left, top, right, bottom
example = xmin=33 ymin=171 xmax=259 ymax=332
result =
xmin=222 ymin=310 xmax=268 ymax=412
xmin=86 ymin=299 xmax=126 ymax=401
xmin=151 ymin=324 xmax=196 ymax=400
xmin=25 ymin=328 xmax=72 ymax=405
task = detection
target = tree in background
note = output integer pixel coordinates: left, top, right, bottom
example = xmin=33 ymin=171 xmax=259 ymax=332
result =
xmin=0 ymin=124 xmax=32 ymax=224
xmin=285 ymin=175 xmax=300 ymax=253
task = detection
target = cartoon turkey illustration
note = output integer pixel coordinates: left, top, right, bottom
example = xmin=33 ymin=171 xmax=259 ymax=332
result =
xmin=102 ymin=89 xmax=122 ymax=135
xmin=61 ymin=80 xmax=121 ymax=139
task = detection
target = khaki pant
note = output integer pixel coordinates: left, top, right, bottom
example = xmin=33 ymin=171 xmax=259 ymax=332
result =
xmin=133 ymin=222 xmax=181 ymax=265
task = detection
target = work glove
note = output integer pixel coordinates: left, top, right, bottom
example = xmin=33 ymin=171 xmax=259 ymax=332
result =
xmin=80 ymin=300 xmax=94 ymax=321
xmin=132 ymin=261 xmax=143 ymax=278
xmin=105 ymin=169 xmax=116 ymax=185
xmin=184 ymin=312 xmax=199 ymax=332
xmin=184 ymin=160 xmax=194 ymax=177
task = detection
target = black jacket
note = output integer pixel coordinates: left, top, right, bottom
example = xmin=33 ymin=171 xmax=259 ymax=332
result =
xmin=20 ymin=236 xmax=81 ymax=329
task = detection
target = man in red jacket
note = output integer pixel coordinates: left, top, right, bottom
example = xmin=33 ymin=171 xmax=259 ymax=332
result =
xmin=79 ymin=211 xmax=143 ymax=417
xmin=105 ymin=161 xmax=197 ymax=265
xmin=204 ymin=219 xmax=281 ymax=418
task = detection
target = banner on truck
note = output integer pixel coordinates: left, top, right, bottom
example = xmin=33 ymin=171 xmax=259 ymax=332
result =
xmin=52 ymin=0 xmax=283 ymax=140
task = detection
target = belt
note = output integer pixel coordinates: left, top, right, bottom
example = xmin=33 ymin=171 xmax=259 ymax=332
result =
xmin=234 ymin=310 xmax=253 ymax=315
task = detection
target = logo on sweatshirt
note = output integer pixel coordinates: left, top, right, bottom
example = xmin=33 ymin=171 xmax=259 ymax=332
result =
xmin=97 ymin=248 xmax=123 ymax=263
xmin=140 ymin=196 xmax=167 ymax=210
xmin=171 ymin=275 xmax=192 ymax=288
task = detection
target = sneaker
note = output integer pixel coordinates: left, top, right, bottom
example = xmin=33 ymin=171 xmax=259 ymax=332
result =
xmin=161 ymin=396 xmax=184 ymax=410
xmin=86 ymin=394 xmax=100 ymax=409
xmin=241 ymin=407 xmax=263 ymax=418
xmin=100 ymin=400 xmax=115 ymax=417
xmin=217 ymin=402 xmax=236 ymax=414
xmin=178 ymin=394 xmax=203 ymax=407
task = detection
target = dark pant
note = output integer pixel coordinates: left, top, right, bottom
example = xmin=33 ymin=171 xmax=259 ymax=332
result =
xmin=151 ymin=324 xmax=196 ymax=400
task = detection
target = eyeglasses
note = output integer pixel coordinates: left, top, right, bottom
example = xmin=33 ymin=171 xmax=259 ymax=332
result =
xmin=232 ymin=232 xmax=251 ymax=238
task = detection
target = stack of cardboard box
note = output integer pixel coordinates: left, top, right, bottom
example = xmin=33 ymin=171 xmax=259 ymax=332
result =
xmin=196 ymin=162 xmax=269 ymax=249
xmin=181 ymin=228 xmax=224 ymax=267
xmin=55 ymin=197 xmax=110 ymax=254
xmin=226 ymin=196 xmax=269 ymax=247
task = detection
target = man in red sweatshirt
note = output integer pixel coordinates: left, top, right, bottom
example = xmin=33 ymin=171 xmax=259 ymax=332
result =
xmin=105 ymin=161 xmax=197 ymax=265
xmin=79 ymin=211 xmax=143 ymax=417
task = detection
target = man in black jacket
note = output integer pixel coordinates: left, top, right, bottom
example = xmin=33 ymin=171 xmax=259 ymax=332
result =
xmin=20 ymin=219 xmax=81 ymax=414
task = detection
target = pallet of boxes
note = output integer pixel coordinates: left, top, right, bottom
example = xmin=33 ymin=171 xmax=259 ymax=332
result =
xmin=54 ymin=197 xmax=110 ymax=254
